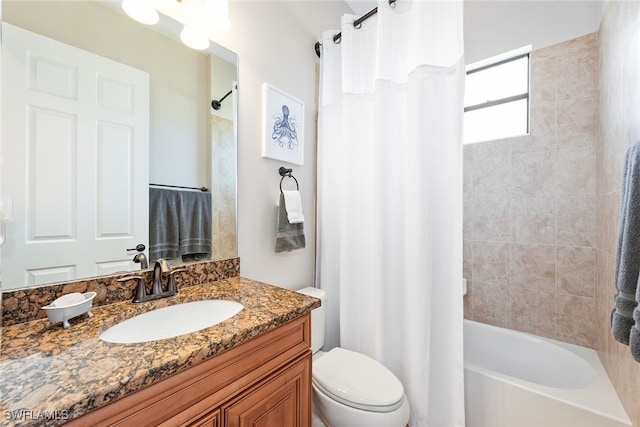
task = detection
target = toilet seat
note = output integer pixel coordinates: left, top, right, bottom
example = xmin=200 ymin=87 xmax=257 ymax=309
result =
xmin=312 ymin=347 xmax=405 ymax=413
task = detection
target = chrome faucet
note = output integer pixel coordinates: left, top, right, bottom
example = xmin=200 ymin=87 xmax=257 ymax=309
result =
xmin=152 ymin=258 xmax=171 ymax=295
xmin=118 ymin=258 xmax=187 ymax=303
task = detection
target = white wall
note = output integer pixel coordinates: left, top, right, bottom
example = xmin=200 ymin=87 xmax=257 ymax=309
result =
xmin=210 ymin=1 xmax=351 ymax=290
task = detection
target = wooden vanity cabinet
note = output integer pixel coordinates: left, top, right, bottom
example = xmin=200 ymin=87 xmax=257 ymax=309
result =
xmin=67 ymin=314 xmax=311 ymax=427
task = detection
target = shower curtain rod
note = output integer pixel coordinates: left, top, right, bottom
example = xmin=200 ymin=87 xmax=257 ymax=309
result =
xmin=315 ymin=0 xmax=396 ymax=58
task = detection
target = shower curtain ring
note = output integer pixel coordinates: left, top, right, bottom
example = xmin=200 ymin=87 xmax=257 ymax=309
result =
xmin=388 ymin=0 xmax=397 ymax=8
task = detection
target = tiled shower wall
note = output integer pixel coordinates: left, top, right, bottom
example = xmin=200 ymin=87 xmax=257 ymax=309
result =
xmin=596 ymin=1 xmax=640 ymax=424
xmin=463 ymin=33 xmax=598 ymax=348
xmin=211 ymin=115 xmax=238 ymax=260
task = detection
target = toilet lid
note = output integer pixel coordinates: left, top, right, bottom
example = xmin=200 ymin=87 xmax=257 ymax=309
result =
xmin=312 ymin=347 xmax=405 ymax=412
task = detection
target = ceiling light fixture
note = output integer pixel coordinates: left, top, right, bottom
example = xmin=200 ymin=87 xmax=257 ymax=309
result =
xmin=180 ymin=26 xmax=211 ymax=51
xmin=122 ymin=0 xmax=159 ymax=25
xmin=122 ymin=0 xmax=231 ymax=50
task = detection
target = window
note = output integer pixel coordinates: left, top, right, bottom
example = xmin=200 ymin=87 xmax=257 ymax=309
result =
xmin=464 ymin=46 xmax=531 ymax=144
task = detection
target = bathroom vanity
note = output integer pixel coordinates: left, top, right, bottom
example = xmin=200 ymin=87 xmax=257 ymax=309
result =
xmin=71 ymin=314 xmax=311 ymax=426
xmin=0 ymin=276 xmax=319 ymax=426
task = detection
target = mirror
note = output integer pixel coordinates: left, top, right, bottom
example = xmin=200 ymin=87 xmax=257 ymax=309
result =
xmin=0 ymin=0 xmax=238 ymax=291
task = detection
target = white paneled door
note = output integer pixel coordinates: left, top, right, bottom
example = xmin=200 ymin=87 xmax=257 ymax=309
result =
xmin=1 ymin=23 xmax=149 ymax=290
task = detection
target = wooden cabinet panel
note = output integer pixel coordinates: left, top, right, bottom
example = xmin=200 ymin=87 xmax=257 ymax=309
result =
xmin=223 ymin=356 xmax=311 ymax=427
xmin=191 ymin=409 xmax=220 ymax=427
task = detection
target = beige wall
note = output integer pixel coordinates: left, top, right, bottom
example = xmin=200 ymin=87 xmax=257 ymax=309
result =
xmin=463 ymin=33 xmax=599 ymax=348
xmin=596 ymin=1 xmax=640 ymax=424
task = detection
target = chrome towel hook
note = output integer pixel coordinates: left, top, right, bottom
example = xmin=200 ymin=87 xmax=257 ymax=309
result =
xmin=279 ymin=167 xmax=299 ymax=191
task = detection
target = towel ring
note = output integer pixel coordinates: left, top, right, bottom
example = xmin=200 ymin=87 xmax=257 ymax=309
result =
xmin=279 ymin=167 xmax=299 ymax=192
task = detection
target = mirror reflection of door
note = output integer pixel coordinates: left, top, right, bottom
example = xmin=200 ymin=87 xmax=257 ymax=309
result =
xmin=1 ymin=23 xmax=149 ymax=290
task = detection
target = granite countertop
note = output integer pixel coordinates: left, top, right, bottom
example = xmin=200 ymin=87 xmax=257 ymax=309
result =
xmin=0 ymin=277 xmax=320 ymax=426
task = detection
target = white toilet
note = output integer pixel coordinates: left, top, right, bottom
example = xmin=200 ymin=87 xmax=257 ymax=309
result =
xmin=298 ymin=287 xmax=411 ymax=427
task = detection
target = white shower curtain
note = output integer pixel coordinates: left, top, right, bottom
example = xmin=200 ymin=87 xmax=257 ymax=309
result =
xmin=316 ymin=1 xmax=465 ymax=426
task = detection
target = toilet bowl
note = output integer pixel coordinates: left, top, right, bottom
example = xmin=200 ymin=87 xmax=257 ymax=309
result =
xmin=297 ymin=287 xmax=410 ymax=427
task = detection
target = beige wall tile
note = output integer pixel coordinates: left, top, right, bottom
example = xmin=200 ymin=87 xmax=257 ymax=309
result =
xmin=556 ymin=246 xmax=595 ymax=297
xmin=538 ymin=32 xmax=597 ymax=59
xmin=463 ymin=146 xmax=474 ymax=201
xmin=595 ymin=251 xmax=612 ymax=352
xmin=511 ymin=151 xmax=556 ymax=198
xmin=557 ymin=97 xmax=597 ymax=150
xmin=471 ymin=139 xmax=511 ymax=159
xmin=511 ymin=197 xmax=556 ymax=244
xmin=596 ymin=191 xmax=620 ymax=257
xmin=510 ymin=243 xmax=555 ymax=292
xmin=556 ymin=294 xmax=596 ymax=347
xmin=556 ymin=146 xmax=596 ymax=198
xmin=597 ymin=125 xmax=624 ymax=195
xmin=472 ymin=241 xmax=510 ymax=285
xmin=472 ymin=281 xmax=510 ymax=328
xmin=529 ymin=54 xmax=557 ymax=107
xmin=472 ymin=199 xmax=510 ymax=242
xmin=473 ymin=155 xmax=511 ymax=199
xmin=556 ymin=197 xmax=596 ymax=247
xmin=512 ymin=105 xmax=556 ymax=154
xmin=511 ymin=287 xmax=555 ymax=338
xmin=463 ymin=200 xmax=473 ymax=240
xmin=557 ymin=45 xmax=597 ymax=102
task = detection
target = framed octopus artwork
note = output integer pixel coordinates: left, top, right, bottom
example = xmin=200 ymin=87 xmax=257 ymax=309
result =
xmin=261 ymin=83 xmax=304 ymax=165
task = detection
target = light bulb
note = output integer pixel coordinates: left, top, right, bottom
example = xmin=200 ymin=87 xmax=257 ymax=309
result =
xmin=180 ymin=26 xmax=210 ymax=51
xmin=122 ymin=0 xmax=159 ymax=25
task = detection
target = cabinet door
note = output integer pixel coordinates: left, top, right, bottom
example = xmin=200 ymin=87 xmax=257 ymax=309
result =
xmin=224 ymin=355 xmax=311 ymax=427
xmin=190 ymin=409 xmax=220 ymax=427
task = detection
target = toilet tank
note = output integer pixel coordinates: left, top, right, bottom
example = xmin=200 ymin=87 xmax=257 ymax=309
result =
xmin=297 ymin=287 xmax=326 ymax=353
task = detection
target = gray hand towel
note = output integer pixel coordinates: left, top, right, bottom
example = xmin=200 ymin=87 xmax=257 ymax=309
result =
xmin=612 ymin=141 xmax=640 ymax=347
xmin=631 ymin=310 xmax=640 ymax=362
xmin=178 ymin=190 xmax=212 ymax=260
xmin=149 ymin=188 xmax=180 ymax=262
xmin=275 ymin=192 xmax=305 ymax=253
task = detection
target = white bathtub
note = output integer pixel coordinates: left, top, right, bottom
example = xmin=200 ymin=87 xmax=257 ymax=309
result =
xmin=464 ymin=320 xmax=631 ymax=427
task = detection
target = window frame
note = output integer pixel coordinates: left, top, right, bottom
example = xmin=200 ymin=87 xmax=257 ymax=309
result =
xmin=463 ymin=50 xmax=531 ymax=144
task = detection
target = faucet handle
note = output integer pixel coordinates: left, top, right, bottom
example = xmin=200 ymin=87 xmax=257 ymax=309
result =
xmin=166 ymin=268 xmax=188 ymax=294
xmin=117 ymin=275 xmax=147 ymax=303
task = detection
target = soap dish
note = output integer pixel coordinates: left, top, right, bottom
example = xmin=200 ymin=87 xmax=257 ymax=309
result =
xmin=42 ymin=292 xmax=97 ymax=329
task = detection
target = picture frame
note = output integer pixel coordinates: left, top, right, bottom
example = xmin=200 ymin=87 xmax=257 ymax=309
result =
xmin=261 ymin=83 xmax=304 ymax=165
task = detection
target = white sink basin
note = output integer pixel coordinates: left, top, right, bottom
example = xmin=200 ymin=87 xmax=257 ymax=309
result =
xmin=99 ymin=300 xmax=244 ymax=344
